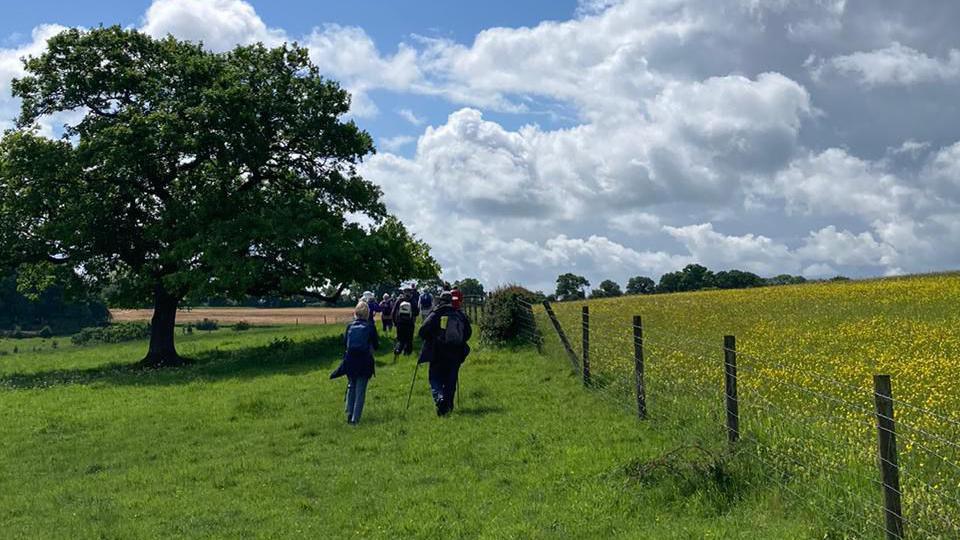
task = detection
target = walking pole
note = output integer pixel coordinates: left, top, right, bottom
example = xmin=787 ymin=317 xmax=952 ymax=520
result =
xmin=405 ymin=362 xmax=421 ymax=411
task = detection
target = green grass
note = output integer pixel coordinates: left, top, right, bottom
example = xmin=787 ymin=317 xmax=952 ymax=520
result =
xmin=0 ymin=325 xmax=817 ymax=538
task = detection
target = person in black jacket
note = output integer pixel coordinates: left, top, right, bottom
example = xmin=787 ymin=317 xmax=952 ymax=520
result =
xmin=392 ymin=288 xmax=418 ymax=359
xmin=418 ymin=291 xmax=472 ymax=416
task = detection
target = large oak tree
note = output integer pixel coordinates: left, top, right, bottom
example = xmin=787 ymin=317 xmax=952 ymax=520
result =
xmin=0 ymin=27 xmax=437 ymax=366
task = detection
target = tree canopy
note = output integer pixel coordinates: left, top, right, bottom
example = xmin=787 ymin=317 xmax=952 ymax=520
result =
xmin=713 ymin=269 xmax=765 ymax=290
xmin=555 ymin=273 xmax=589 ymax=301
xmin=0 ymin=27 xmax=437 ymax=366
xmin=625 ymin=275 xmax=656 ymax=295
xmin=454 ymin=277 xmax=485 ymax=298
xmin=590 ymin=279 xmax=622 ymax=298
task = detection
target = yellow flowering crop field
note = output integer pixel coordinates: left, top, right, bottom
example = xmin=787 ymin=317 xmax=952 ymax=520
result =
xmin=535 ymin=273 xmax=960 ymax=537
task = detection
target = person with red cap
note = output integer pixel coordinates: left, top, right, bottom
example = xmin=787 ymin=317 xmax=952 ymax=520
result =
xmin=451 ymin=287 xmax=463 ymax=310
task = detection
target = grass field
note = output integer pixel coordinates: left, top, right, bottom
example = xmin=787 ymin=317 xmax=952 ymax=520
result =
xmin=0 ymin=323 xmax=818 ymax=538
xmin=540 ymin=272 xmax=960 ymax=537
xmin=110 ymin=307 xmax=356 ymax=325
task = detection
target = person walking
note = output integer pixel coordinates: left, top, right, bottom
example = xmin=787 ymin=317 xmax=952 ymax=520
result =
xmin=418 ymin=291 xmax=472 ymax=416
xmin=451 ymin=287 xmax=463 ymax=311
xmin=392 ymin=288 xmax=417 ymax=360
xmin=419 ymin=288 xmax=434 ymax=320
xmin=380 ymin=293 xmax=395 ymax=334
xmin=330 ymin=301 xmax=379 ymax=425
xmin=409 ymin=285 xmax=421 ymax=319
xmin=362 ymin=290 xmax=380 ymax=323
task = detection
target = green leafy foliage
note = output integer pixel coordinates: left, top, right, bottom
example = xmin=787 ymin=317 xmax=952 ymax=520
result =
xmin=232 ymin=321 xmax=252 ymax=332
xmin=0 ymin=270 xmax=109 ymax=333
xmin=766 ymin=274 xmax=807 ymax=286
xmin=590 ymin=279 xmax=622 ymax=298
xmin=195 ymin=318 xmax=219 ymax=331
xmin=453 ymin=277 xmax=485 ymax=298
xmin=480 ymin=285 xmax=539 ymax=344
xmin=626 ymin=276 xmax=656 ymax=295
xmin=0 ymin=27 xmax=438 ymax=365
xmin=70 ymin=323 xmax=151 ymax=346
xmin=555 ymin=273 xmax=589 ymax=301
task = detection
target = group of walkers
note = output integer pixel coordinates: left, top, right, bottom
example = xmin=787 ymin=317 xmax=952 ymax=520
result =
xmin=330 ymin=284 xmax=470 ymax=425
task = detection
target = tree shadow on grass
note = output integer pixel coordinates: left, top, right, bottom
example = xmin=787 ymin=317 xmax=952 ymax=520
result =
xmin=0 ymin=335 xmax=354 ymax=390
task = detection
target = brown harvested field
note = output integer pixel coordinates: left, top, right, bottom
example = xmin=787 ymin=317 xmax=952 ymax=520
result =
xmin=110 ymin=307 xmax=356 ymax=326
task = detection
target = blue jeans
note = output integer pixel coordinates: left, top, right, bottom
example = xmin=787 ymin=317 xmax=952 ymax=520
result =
xmin=345 ymin=376 xmax=369 ymax=423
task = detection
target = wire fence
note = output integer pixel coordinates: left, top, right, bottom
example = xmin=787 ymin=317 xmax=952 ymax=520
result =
xmin=508 ymin=297 xmax=960 ymax=540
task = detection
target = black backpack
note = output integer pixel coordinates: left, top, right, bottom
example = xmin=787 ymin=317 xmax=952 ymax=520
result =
xmin=439 ymin=313 xmax=466 ymax=346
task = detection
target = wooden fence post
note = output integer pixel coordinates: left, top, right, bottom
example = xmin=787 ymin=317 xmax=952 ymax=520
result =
xmin=874 ymin=374 xmax=904 ymax=540
xmin=542 ymin=301 xmax=581 ymax=373
xmin=724 ymin=335 xmax=739 ymax=444
xmin=633 ymin=315 xmax=646 ymax=419
xmin=582 ymin=306 xmax=591 ymax=387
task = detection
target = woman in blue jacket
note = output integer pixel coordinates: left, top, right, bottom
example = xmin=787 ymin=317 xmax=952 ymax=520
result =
xmin=330 ymin=301 xmax=379 ymax=425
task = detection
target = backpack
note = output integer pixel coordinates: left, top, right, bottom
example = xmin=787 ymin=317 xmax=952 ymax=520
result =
xmin=346 ymin=322 xmax=371 ymax=353
xmin=420 ymin=292 xmax=433 ymax=309
xmin=439 ymin=313 xmax=466 ymax=346
xmin=397 ymin=301 xmax=413 ymax=322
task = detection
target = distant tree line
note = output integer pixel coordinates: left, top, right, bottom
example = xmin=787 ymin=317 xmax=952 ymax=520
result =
xmin=551 ymin=264 xmax=833 ymax=301
xmin=0 ymin=270 xmax=109 ymax=333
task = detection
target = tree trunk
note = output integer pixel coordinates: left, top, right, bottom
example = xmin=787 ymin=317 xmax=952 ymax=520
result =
xmin=141 ymin=283 xmax=186 ymax=368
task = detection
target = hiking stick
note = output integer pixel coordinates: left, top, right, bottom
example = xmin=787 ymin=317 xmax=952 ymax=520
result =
xmin=405 ymin=362 xmax=421 ymax=411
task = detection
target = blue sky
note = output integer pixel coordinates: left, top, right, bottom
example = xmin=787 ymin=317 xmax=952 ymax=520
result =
xmin=0 ymin=1 xmax=581 ymax=156
xmin=1 ymin=1 xmax=578 ymax=42
xmin=3 ymin=0 xmax=960 ymax=291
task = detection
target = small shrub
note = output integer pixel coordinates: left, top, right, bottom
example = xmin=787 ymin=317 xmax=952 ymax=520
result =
xmin=71 ymin=323 xmax=150 ymax=346
xmin=51 ymin=340 xmax=58 ymax=349
xmin=195 ymin=318 xmax=219 ymax=331
xmin=480 ymin=285 xmax=541 ymax=345
xmin=233 ymin=321 xmax=252 ymax=331
xmin=12 ymin=346 xmax=18 ymax=354
xmin=39 ymin=326 xmax=53 ymax=338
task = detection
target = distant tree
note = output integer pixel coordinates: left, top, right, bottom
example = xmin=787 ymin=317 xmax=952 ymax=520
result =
xmin=657 ymin=271 xmax=683 ymax=293
xmin=766 ymin=274 xmax=807 ymax=286
xmin=0 ymin=269 xmax=109 ymax=333
xmin=829 ymin=275 xmax=851 ymax=282
xmin=714 ymin=269 xmax=764 ymax=290
xmin=555 ymin=273 xmax=590 ymax=301
xmin=679 ymin=264 xmax=715 ymax=291
xmin=0 ymin=27 xmax=438 ymax=366
xmin=590 ymin=279 xmax=623 ymax=298
xmin=625 ymin=276 xmax=656 ymax=295
xmin=454 ymin=277 xmax=485 ymax=298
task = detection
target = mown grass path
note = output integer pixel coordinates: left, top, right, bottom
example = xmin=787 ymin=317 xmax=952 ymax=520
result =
xmin=1 ymin=326 xmax=811 ymax=538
